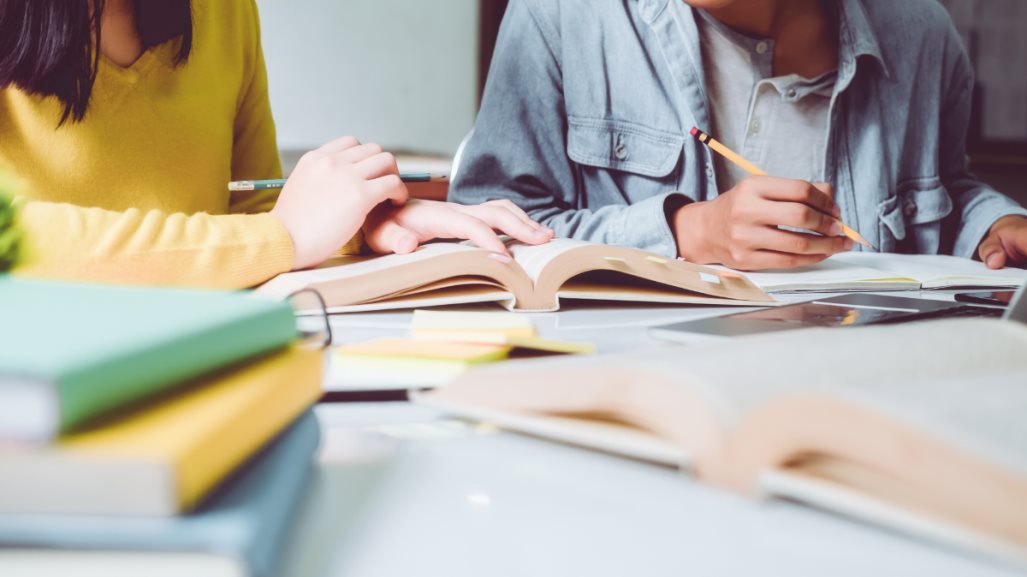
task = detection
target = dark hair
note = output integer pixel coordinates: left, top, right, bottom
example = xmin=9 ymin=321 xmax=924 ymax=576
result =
xmin=0 ymin=0 xmax=192 ymax=124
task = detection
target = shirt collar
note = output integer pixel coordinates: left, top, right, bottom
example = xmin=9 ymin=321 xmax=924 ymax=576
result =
xmin=645 ymin=0 xmax=891 ymax=82
xmin=836 ymin=0 xmax=891 ymax=81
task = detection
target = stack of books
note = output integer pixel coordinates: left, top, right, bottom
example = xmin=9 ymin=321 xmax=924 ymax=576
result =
xmin=0 ymin=278 xmax=325 ymax=577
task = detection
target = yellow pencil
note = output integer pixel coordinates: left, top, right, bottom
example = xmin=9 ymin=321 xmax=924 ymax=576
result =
xmin=690 ymin=127 xmax=875 ymax=250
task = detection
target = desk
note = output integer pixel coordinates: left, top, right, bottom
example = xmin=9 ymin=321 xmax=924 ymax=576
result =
xmin=287 ymin=295 xmax=1018 ymax=577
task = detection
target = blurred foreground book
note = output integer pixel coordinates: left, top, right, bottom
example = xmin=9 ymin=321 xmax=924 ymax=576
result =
xmin=0 ymin=278 xmax=297 ymax=443
xmin=0 ymin=346 xmax=322 ymax=515
xmin=0 ymin=412 xmax=320 ymax=577
xmin=417 ymin=319 xmax=1027 ymax=567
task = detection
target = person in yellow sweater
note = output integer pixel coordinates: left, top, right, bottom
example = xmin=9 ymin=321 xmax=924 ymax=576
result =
xmin=0 ymin=0 xmax=553 ymax=288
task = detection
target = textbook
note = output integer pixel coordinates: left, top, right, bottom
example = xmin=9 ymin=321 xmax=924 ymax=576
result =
xmin=256 ymin=239 xmax=774 ymax=313
xmin=0 ymin=411 xmax=320 ymax=577
xmin=415 ymin=319 xmax=1027 ymax=565
xmin=0 ymin=346 xmax=323 ymax=516
xmin=0 ymin=278 xmax=297 ymax=443
xmin=723 ymin=252 xmax=1027 ymax=293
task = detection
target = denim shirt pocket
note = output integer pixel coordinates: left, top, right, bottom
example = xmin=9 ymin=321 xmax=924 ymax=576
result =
xmin=877 ymin=177 xmax=953 ymax=253
xmin=567 ymin=116 xmax=684 ymax=180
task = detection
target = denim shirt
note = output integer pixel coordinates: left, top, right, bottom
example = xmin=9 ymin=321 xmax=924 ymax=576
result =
xmin=450 ymin=0 xmax=1027 ymax=259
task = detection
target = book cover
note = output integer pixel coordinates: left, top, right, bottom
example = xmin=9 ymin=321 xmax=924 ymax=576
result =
xmin=0 ymin=345 xmax=323 ymax=516
xmin=0 ymin=278 xmax=297 ymax=442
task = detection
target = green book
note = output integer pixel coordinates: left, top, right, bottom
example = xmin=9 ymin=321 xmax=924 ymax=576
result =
xmin=0 ymin=278 xmax=297 ymax=443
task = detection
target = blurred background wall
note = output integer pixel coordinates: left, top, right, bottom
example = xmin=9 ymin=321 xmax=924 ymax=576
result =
xmin=256 ymin=0 xmax=481 ymax=157
xmin=254 ymin=0 xmax=1025 ymax=207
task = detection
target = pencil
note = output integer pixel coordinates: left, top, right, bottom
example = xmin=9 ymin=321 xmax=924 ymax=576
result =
xmin=689 ymin=127 xmax=874 ymax=250
xmin=227 ymin=172 xmax=448 ymax=192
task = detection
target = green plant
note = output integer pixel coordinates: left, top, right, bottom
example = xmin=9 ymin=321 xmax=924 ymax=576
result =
xmin=0 ymin=172 xmax=21 ymax=272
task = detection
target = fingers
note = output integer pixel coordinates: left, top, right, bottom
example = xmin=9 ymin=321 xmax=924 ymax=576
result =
xmin=365 ymin=174 xmax=409 ymax=206
xmin=748 ymin=227 xmax=852 ymax=256
xmin=755 ymin=199 xmax=842 ymax=237
xmin=438 ymin=211 xmax=511 ymax=255
xmin=314 ymin=135 xmax=362 ymax=156
xmin=457 ymin=204 xmax=553 ymax=245
xmin=481 ymin=199 xmax=547 ymax=231
xmin=364 ymin=217 xmax=419 ymax=255
xmin=336 ymin=143 xmax=385 ymax=165
xmin=354 ymin=151 xmax=400 ymax=180
xmin=751 ymin=177 xmax=840 ymax=218
xmin=978 ymin=233 xmax=1008 ymax=269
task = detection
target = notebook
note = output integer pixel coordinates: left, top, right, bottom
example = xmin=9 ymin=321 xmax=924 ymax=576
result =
xmin=256 ymin=239 xmax=774 ymax=313
xmin=0 ymin=278 xmax=297 ymax=443
xmin=0 ymin=411 xmax=320 ymax=577
xmin=0 ymin=346 xmax=323 ymax=516
xmin=415 ymin=319 xmax=1027 ymax=566
xmin=723 ymin=252 xmax=1027 ymax=293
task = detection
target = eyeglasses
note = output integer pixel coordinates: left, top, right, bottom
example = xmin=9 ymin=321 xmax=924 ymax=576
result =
xmin=286 ymin=289 xmax=332 ymax=349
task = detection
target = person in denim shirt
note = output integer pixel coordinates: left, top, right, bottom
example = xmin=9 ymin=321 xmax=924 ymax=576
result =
xmin=450 ymin=0 xmax=1027 ymax=270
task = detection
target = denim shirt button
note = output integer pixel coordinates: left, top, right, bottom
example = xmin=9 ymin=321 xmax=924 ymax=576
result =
xmin=615 ymin=142 xmax=629 ymax=160
xmin=903 ymin=199 xmax=918 ymax=218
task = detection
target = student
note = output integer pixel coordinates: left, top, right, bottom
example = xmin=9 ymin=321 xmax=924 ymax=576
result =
xmin=0 ymin=0 xmax=553 ymax=289
xmin=451 ymin=0 xmax=1027 ymax=270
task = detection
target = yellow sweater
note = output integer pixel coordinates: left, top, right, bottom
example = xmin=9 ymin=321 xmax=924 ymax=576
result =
xmin=0 ymin=0 xmax=355 ymax=289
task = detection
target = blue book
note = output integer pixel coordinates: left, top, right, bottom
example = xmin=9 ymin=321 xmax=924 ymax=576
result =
xmin=0 ymin=411 xmax=319 ymax=577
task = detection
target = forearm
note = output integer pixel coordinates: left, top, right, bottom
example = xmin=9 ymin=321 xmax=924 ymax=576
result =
xmin=13 ymin=199 xmax=297 ymax=289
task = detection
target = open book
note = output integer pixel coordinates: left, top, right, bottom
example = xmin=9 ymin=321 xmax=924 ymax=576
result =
xmin=724 ymin=252 xmax=1027 ymax=293
xmin=414 ymin=319 xmax=1027 ymax=566
xmin=256 ymin=239 xmax=774 ymax=313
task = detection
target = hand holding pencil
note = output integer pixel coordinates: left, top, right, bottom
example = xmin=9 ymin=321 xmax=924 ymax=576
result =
xmin=670 ymin=128 xmax=872 ymax=271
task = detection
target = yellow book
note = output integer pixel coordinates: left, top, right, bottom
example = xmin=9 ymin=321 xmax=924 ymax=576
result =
xmin=0 ymin=346 xmax=323 ymax=517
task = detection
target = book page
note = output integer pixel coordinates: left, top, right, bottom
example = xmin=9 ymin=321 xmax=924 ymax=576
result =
xmin=623 ymin=319 xmax=1027 ymax=477
xmin=837 ymin=253 xmax=1026 ymax=289
xmin=508 ymin=239 xmax=595 ymax=283
xmin=720 ymin=253 xmax=1026 ymax=293
xmin=714 ymin=257 xmax=914 ymax=293
xmin=255 ymin=242 xmax=481 ymax=299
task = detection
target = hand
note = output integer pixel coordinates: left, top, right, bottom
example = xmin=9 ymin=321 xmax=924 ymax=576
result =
xmin=978 ymin=215 xmax=1027 ymax=269
xmin=270 ymin=136 xmax=408 ymax=269
xmin=361 ymin=199 xmax=554 ymax=257
xmin=672 ymin=176 xmax=853 ymax=270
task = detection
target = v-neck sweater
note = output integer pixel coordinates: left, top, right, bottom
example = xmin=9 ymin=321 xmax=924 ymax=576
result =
xmin=0 ymin=0 xmax=356 ymax=289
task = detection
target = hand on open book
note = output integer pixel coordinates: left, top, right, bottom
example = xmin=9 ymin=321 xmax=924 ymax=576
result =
xmin=361 ymin=199 xmax=554 ymax=257
xmin=979 ymin=215 xmax=1027 ymax=269
xmin=671 ymin=176 xmax=852 ymax=270
xmin=270 ymin=136 xmax=409 ymax=270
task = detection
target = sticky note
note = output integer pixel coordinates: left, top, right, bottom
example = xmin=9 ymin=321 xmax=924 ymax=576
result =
xmin=411 ymin=310 xmax=536 ymax=339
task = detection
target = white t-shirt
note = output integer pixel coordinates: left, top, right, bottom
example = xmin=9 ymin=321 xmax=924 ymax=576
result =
xmin=696 ymin=8 xmax=837 ymax=193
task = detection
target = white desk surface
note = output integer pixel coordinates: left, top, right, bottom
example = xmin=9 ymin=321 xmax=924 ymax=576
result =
xmin=287 ymin=295 xmax=1018 ymax=577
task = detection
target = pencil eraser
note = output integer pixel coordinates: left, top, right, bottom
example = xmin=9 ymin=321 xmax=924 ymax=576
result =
xmin=689 ymin=127 xmax=699 ymax=137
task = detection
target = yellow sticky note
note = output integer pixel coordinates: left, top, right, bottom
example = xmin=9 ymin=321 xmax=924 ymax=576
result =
xmin=335 ymin=338 xmax=511 ymax=363
xmin=411 ymin=310 xmax=537 ymax=339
